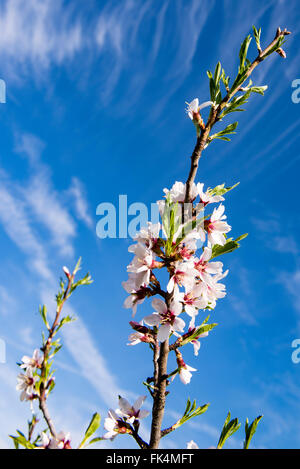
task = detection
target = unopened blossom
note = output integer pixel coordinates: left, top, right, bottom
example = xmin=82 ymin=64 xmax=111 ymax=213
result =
xmin=196 ymin=183 xmax=224 ymax=207
xmin=204 ymin=204 xmax=231 ymax=246
xmin=185 ymin=99 xmax=213 ymax=129
xmin=187 ymin=440 xmax=199 ymax=449
xmin=116 ymin=396 xmax=150 ymax=424
xmin=103 ymin=409 xmax=130 ymax=440
xmin=174 ymin=350 xmax=196 ymax=385
xmin=144 ymin=297 xmax=184 ymax=342
xmin=41 ymin=431 xmax=71 ymax=449
xmin=20 ymin=349 xmax=43 ymax=371
xmin=62 ymin=266 xmax=71 ymax=279
xmin=16 ymin=368 xmax=38 ymax=401
xmin=127 ymin=321 xmax=153 ymax=345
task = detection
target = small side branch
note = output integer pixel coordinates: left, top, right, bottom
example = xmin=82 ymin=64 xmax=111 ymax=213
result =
xmin=184 ymin=27 xmax=291 ymax=203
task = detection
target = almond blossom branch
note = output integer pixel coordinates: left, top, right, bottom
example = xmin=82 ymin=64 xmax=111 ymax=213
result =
xmin=38 ymin=272 xmax=73 ymax=438
xmin=184 ymin=26 xmax=291 ymax=203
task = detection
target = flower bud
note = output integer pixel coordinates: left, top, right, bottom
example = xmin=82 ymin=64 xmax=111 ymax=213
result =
xmin=62 ymin=266 xmax=71 ymax=278
xmin=276 ymin=48 xmax=286 ymax=58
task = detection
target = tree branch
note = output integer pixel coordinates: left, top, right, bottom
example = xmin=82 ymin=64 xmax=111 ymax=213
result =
xmin=38 ymin=276 xmax=73 ymax=438
xmin=184 ymin=27 xmax=291 ymax=203
xmin=149 ymin=338 xmax=169 ymax=448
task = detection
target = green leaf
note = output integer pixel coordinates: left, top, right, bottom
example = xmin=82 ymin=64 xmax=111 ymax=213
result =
xmin=214 ymin=61 xmax=222 ymax=85
xmin=244 ymin=415 xmax=263 ymax=449
xmin=161 ymin=399 xmax=209 ymax=437
xmin=217 ymin=412 xmax=241 ymax=449
xmin=209 ymin=122 xmax=238 ymax=142
xmin=211 ymin=234 xmax=248 ymax=259
xmin=239 ymin=35 xmax=252 ymax=73
xmin=39 ymin=305 xmax=50 ymax=330
xmin=56 ymin=315 xmax=76 ymax=332
xmin=252 ymin=25 xmax=262 ymax=51
xmin=73 ymin=257 xmax=82 ymax=275
xmin=181 ymin=322 xmax=217 ymax=347
xmin=250 ymin=85 xmax=268 ymax=95
xmin=9 ymin=434 xmax=35 ymax=449
xmin=85 ymin=437 xmax=104 ymax=447
xmin=209 ymin=182 xmax=239 ymax=196
xmin=78 ymin=413 xmax=101 ymax=449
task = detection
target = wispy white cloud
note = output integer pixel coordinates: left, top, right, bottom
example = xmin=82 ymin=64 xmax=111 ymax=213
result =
xmin=0 ymin=285 xmax=17 ymax=317
xmin=14 ymin=132 xmax=45 ymax=165
xmin=24 ymin=171 xmax=76 ymax=257
xmin=0 ymin=182 xmax=52 ymax=280
xmin=0 ymin=0 xmax=83 ymax=80
xmin=68 ymin=177 xmax=93 ymax=230
xmin=13 ymin=131 xmax=77 ymax=257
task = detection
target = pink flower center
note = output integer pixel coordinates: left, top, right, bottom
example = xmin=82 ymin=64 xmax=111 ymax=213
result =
xmin=161 ymin=311 xmax=176 ymax=325
xmin=184 ymin=294 xmax=194 ymax=305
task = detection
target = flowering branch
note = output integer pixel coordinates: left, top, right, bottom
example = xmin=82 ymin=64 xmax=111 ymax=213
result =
xmin=184 ymin=26 xmax=291 ymax=203
xmin=12 ymin=260 xmax=98 ymax=450
xmin=11 ymin=24 xmax=291 ymax=451
xmin=119 ymin=24 xmax=291 ymax=451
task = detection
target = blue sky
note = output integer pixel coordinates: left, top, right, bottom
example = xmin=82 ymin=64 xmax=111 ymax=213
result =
xmin=0 ymin=0 xmax=300 ymax=449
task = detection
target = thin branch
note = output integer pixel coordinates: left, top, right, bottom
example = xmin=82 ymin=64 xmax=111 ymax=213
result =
xmin=184 ymin=27 xmax=291 ymax=203
xmin=131 ymin=430 xmax=149 ymax=449
xmin=38 ymin=276 xmax=72 ymax=438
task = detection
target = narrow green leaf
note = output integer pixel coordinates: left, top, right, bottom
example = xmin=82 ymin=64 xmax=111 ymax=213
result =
xmin=78 ymin=413 xmax=101 ymax=449
xmin=244 ymin=415 xmax=263 ymax=449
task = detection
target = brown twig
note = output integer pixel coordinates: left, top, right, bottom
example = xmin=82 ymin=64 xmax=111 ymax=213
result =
xmin=131 ymin=429 xmax=149 ymax=449
xmin=38 ymin=276 xmax=73 ymax=439
xmin=149 ymin=339 xmax=169 ymax=448
xmin=184 ymin=27 xmax=291 ymax=203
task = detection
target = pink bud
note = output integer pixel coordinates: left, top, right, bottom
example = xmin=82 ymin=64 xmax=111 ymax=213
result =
xmin=62 ymin=266 xmax=71 ymax=278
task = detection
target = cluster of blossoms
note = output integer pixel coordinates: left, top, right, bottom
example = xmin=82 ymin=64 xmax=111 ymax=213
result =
xmin=123 ymin=180 xmax=231 ymax=384
xmin=103 ymin=396 xmax=149 ymax=440
xmin=16 ymin=348 xmax=72 ymax=449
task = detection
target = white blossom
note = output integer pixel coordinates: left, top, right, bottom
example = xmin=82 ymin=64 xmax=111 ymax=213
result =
xmin=197 ymin=183 xmax=224 ymax=206
xmin=16 ymin=368 xmax=38 ymax=401
xmin=163 ymin=181 xmax=198 ymax=203
xmin=20 ymin=349 xmax=43 ymax=371
xmin=144 ymin=298 xmax=184 ymax=342
xmin=116 ymin=396 xmax=149 ymax=424
xmin=41 ymin=431 xmax=71 ymax=449
xmin=103 ymin=409 xmax=128 ymax=440
xmin=204 ymin=204 xmax=231 ymax=246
